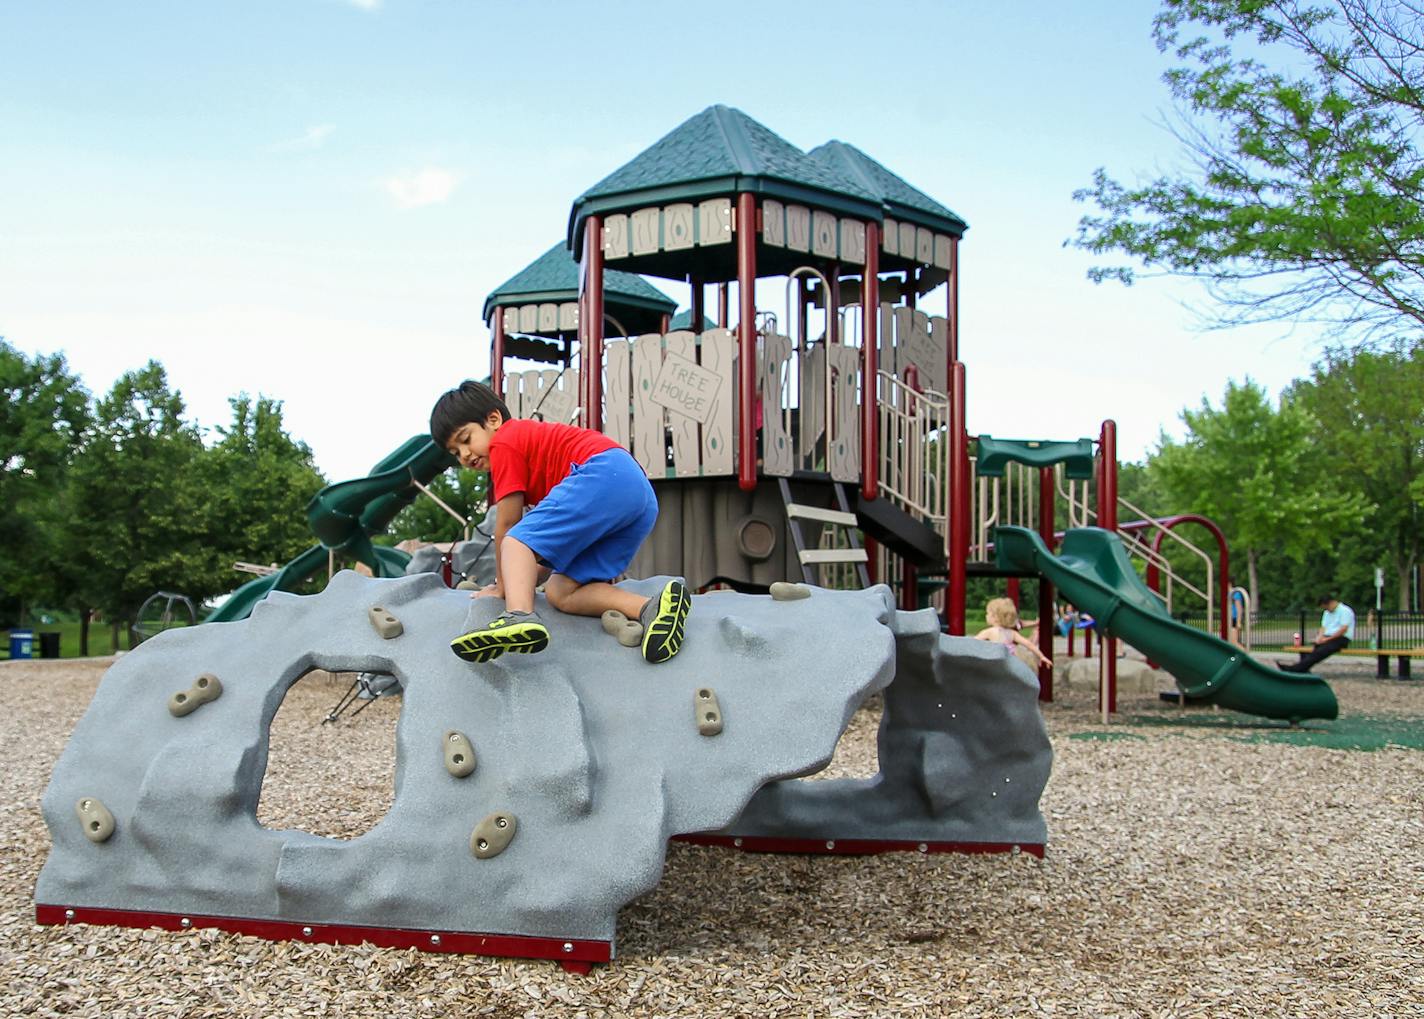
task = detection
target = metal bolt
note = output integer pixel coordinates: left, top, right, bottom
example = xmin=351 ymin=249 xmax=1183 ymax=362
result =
xmin=562 ymin=942 xmax=573 ymax=954
xmin=302 ymin=926 xmax=312 ymax=937
xmin=917 ymin=843 xmax=928 ymax=853
xmin=64 ymin=909 xmax=75 ymax=921
xmin=1011 ymin=844 xmax=1022 ymax=855
xmin=825 ymin=840 xmax=836 ymax=850
xmin=1005 ymin=777 xmax=1011 ymax=783
xmin=733 ymin=837 xmax=743 ymax=848
xmin=991 ymin=791 xmax=998 ymax=797
xmin=430 ymin=935 xmax=441 ymax=946
xmin=180 ymin=917 xmax=192 ymax=929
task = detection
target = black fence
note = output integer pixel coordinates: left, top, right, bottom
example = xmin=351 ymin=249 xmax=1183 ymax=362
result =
xmin=1175 ymin=610 xmax=1424 ymax=650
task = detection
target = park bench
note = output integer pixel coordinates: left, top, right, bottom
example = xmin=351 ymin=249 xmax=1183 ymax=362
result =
xmin=1281 ymin=644 xmax=1424 ymax=680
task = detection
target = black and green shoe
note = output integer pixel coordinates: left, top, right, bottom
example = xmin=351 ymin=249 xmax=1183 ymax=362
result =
xmin=450 ymin=613 xmax=550 ymax=664
xmin=640 ymin=580 xmax=691 ymax=665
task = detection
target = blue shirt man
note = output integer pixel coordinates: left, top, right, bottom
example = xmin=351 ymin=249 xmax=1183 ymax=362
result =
xmin=1278 ymin=594 xmax=1353 ymax=674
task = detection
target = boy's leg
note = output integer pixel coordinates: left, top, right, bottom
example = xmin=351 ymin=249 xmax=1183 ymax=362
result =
xmin=450 ymin=537 xmax=549 ymax=663
xmin=544 ymin=573 xmax=645 ymax=619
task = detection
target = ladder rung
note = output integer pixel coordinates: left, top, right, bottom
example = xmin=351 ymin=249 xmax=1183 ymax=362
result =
xmin=785 ymin=503 xmax=859 ymax=527
xmin=798 ymin=548 xmax=869 ymax=565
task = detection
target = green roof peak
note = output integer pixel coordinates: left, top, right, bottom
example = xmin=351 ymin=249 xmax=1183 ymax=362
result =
xmin=807 ymin=140 xmax=967 ymax=236
xmin=482 ymin=242 xmax=675 ymax=325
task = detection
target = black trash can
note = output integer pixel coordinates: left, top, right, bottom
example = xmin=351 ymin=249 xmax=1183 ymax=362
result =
xmin=38 ymin=631 xmax=61 ymax=659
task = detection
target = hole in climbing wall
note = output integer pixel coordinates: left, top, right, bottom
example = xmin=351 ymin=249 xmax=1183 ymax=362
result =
xmin=805 ymin=691 xmax=883 ymax=781
xmin=256 ymin=668 xmax=402 ymax=839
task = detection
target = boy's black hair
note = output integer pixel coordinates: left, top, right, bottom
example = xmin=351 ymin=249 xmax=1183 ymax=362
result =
xmin=430 ymin=380 xmax=511 ymax=446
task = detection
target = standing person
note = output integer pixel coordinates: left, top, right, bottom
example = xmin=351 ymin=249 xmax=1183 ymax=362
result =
xmin=1277 ymin=594 xmax=1354 ymax=673
xmin=975 ymin=597 xmax=1052 ymax=669
xmin=430 ymin=380 xmax=690 ymax=666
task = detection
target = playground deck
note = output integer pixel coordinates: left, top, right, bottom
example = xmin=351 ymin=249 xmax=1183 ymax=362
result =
xmin=4 ymin=658 xmax=1420 ymax=1017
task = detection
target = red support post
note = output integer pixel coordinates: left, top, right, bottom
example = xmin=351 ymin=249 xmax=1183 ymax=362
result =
xmin=717 ymin=283 xmax=729 ymax=328
xmin=660 ymin=313 xmax=671 ymax=334
xmin=861 ymin=221 xmax=880 ymax=503
xmin=581 ymin=215 xmax=605 ymax=433
xmin=736 ymin=193 xmax=758 ymax=492
xmin=1098 ymin=419 xmax=1118 ymax=712
xmin=947 ymin=236 xmax=959 ymax=365
xmin=1038 ymin=465 xmax=1055 ymax=701
xmin=491 ymin=311 xmax=506 ymax=398
xmin=690 ymin=279 xmax=704 ymax=333
xmin=947 ymin=361 xmax=968 ymax=634
xmin=1006 ymin=577 xmax=1021 ymax=608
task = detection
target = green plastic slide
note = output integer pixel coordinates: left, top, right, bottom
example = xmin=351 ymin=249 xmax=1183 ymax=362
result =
xmin=995 ymin=525 xmax=1338 ymax=722
xmin=207 ymin=436 xmax=457 ymax=623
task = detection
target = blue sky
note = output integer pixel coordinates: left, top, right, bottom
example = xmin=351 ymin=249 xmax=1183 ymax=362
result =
xmin=1 ymin=1 xmax=1320 ymax=481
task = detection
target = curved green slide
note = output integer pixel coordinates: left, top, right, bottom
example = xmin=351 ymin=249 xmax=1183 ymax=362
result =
xmin=207 ymin=436 xmax=457 ymax=623
xmin=995 ymin=526 xmax=1338 ymax=722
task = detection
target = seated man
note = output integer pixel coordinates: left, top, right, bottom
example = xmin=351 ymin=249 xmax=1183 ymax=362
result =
xmin=1277 ymin=594 xmax=1354 ymax=673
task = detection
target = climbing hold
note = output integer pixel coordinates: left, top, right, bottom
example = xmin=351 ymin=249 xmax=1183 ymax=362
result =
xmin=616 ymin=620 xmax=643 ymax=647
xmin=602 ymin=610 xmax=644 ymax=646
xmin=444 ymin=730 xmax=477 ymax=778
xmin=769 ymin=581 xmax=811 ymax=601
xmin=470 ymin=812 xmax=517 ymax=859
xmin=368 ymin=607 xmax=404 ymax=639
xmin=168 ymin=673 xmax=223 ymax=717
xmin=455 ymin=580 xmax=479 ymax=591
xmin=75 ymin=797 xmax=115 ymax=843
xmin=694 ymin=688 xmax=724 ymax=736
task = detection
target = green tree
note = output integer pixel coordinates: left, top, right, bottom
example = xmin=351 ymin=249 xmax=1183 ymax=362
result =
xmin=1073 ymin=0 xmax=1424 ymax=344
xmin=64 ymin=362 xmax=210 ymax=647
xmin=1289 ymin=341 xmax=1424 ymax=608
xmin=0 ymin=340 xmax=90 ymax=623
xmin=385 ymin=466 xmax=489 ymax=546
xmin=200 ymin=395 xmax=327 ymax=593
xmin=1149 ymin=378 xmax=1363 ymax=609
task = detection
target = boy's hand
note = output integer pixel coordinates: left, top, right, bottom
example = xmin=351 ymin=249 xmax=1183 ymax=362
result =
xmin=473 ymin=584 xmax=503 ymax=600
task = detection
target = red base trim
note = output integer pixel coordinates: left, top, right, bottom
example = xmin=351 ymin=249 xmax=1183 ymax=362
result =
xmin=671 ymin=834 xmax=1045 ymax=859
xmin=35 ymin=904 xmax=611 ymax=965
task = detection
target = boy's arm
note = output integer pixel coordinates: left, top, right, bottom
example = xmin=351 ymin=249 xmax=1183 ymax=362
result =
xmin=480 ymin=492 xmax=525 ymax=597
xmin=1012 ymin=629 xmax=1052 ymax=663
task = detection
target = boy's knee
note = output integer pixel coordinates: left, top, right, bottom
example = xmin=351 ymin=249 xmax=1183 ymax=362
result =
xmin=545 ymin=576 xmax=577 ymax=610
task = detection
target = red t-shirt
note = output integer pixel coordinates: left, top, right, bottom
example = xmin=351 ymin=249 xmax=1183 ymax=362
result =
xmin=487 ymin=418 xmax=622 ymax=506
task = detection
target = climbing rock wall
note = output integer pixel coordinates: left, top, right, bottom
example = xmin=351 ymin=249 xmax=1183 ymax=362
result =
xmin=719 ymin=609 xmax=1052 ymax=848
xmin=37 ymin=572 xmax=907 ymax=946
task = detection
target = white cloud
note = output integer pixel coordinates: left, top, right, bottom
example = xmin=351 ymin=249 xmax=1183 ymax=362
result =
xmin=384 ymin=168 xmax=458 ymax=210
xmin=268 ymin=124 xmax=335 ymax=152
xmin=342 ymin=0 xmax=380 ymax=9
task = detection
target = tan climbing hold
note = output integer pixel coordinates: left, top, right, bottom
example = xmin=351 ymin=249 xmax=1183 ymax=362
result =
xmin=444 ymin=730 xmax=477 ymax=778
xmin=769 ymin=581 xmax=811 ymax=601
xmin=470 ymin=812 xmax=517 ymax=859
xmin=368 ymin=606 xmax=404 ymax=639
xmin=695 ymin=688 xmax=724 ymax=736
xmin=168 ymin=672 xmax=223 ymax=717
xmin=75 ymin=797 xmax=115 ymax=843
xmin=455 ymin=580 xmax=479 ymax=591
xmin=616 ymin=620 xmax=643 ymax=647
xmin=602 ymin=609 xmax=644 ymax=646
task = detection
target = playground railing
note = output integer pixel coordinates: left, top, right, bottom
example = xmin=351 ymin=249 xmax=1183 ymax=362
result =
xmin=1178 ymin=610 xmax=1424 ymax=651
xmin=875 ymin=370 xmax=950 ymax=540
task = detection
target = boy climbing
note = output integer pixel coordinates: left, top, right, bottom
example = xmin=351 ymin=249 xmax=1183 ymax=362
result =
xmin=430 ymin=380 xmax=690 ymax=665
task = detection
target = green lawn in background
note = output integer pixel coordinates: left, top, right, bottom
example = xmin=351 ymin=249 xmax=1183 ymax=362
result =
xmin=0 ymin=619 xmax=198 ymax=660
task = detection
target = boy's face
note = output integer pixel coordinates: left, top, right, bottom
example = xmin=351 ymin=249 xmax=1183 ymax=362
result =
xmin=446 ymin=412 xmax=503 ymax=471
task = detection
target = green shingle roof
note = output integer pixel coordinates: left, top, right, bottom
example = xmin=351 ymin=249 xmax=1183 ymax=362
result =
xmin=482 ymin=243 xmax=676 ymax=326
xmin=568 ymin=105 xmax=884 ymax=257
xmin=807 ymin=141 xmax=967 ymax=237
xmin=669 ymin=309 xmax=717 ymax=332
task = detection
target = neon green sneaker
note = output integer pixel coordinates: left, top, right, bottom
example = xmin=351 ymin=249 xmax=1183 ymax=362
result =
xmin=640 ymin=580 xmax=691 ymax=664
xmin=450 ymin=613 xmax=550 ymax=664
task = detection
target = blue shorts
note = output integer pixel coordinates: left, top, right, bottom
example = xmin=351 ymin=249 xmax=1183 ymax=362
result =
xmin=508 ymin=448 xmax=658 ymax=584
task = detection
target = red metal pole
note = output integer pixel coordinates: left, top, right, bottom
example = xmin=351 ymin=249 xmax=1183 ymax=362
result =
xmin=582 ymin=215 xmax=605 ymax=432
xmin=1142 ymin=515 xmax=1232 ymax=641
xmin=947 ymin=236 xmax=959 ymax=365
xmin=947 ymin=361 xmax=968 ymax=634
xmin=1006 ymin=577 xmax=1021 ymax=608
xmin=718 ymin=283 xmax=729 ymax=329
xmin=660 ymin=313 xmax=671 ymax=334
xmin=736 ymin=193 xmax=757 ymax=492
xmin=1098 ymin=419 xmax=1118 ymax=712
xmin=691 ymin=279 xmax=704 ymax=333
xmin=1038 ymin=465 xmax=1055 ymax=701
xmin=861 ymin=222 xmax=880 ymax=503
xmin=491 ymin=311 xmax=506 ymax=398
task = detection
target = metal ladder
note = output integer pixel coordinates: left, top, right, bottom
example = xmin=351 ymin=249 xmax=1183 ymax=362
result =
xmin=778 ymin=477 xmax=870 ymax=588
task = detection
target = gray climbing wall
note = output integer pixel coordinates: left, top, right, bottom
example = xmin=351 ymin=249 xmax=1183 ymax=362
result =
xmin=35 ymin=572 xmax=1051 ymax=955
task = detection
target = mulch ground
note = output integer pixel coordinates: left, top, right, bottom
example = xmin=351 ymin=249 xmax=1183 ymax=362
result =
xmin=1 ymin=652 xmax=1420 ymax=1018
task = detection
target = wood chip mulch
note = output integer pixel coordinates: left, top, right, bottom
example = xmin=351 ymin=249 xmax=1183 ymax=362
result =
xmin=2 ymin=657 xmax=1421 ymax=1017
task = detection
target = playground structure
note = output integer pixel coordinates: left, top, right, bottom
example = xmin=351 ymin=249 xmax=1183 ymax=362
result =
xmin=36 ymin=104 xmax=1338 ymax=968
